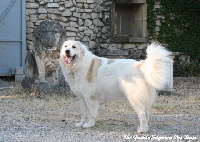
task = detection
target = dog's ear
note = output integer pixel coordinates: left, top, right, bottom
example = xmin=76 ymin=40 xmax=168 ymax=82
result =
xmin=77 ymin=41 xmax=85 ymax=56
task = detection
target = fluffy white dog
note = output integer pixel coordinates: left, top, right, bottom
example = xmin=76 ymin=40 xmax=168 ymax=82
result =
xmin=59 ymin=40 xmax=173 ymax=133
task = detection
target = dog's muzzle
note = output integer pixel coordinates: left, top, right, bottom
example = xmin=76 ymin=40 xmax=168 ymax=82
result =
xmin=64 ymin=51 xmax=76 ymax=64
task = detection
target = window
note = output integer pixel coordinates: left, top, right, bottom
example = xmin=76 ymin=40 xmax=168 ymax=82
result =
xmin=111 ymin=0 xmax=147 ymax=42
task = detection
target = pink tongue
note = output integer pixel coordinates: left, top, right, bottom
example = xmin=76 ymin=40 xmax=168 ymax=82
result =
xmin=65 ymin=57 xmax=72 ymax=64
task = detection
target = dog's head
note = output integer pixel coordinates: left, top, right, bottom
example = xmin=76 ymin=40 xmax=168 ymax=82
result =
xmin=60 ymin=40 xmax=85 ymax=66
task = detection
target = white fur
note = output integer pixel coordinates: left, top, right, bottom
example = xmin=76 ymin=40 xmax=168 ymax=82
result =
xmin=59 ymin=40 xmax=173 ymax=133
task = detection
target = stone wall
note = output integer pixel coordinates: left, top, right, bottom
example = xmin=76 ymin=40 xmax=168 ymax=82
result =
xmin=26 ymin=0 xmax=151 ymax=60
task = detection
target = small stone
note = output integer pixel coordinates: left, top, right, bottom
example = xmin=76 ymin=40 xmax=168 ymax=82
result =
xmin=60 ymin=17 xmax=68 ymax=22
xmin=26 ymin=9 xmax=37 ymax=15
xmin=66 ymin=32 xmax=76 ymax=37
xmin=84 ymin=9 xmax=92 ymax=12
xmin=89 ymin=4 xmax=95 ymax=9
xmin=47 ymin=9 xmax=61 ymax=14
xmin=102 ymin=27 xmax=108 ymax=33
xmin=30 ymin=15 xmax=37 ymax=22
xmin=76 ymin=8 xmax=84 ymax=13
xmin=66 ymin=27 xmax=78 ymax=32
xmin=65 ymin=1 xmax=73 ymax=8
xmin=82 ymin=13 xmax=91 ymax=19
xmin=58 ymin=6 xmax=65 ymax=11
xmin=89 ymin=41 xmax=96 ymax=49
xmin=100 ymin=44 xmax=109 ymax=49
xmin=47 ymin=3 xmax=59 ymax=8
xmin=49 ymin=14 xmax=59 ymax=20
xmin=91 ymin=13 xmax=99 ymax=19
xmin=84 ymin=19 xmax=92 ymax=26
xmin=87 ymin=0 xmax=95 ymax=3
xmin=73 ymin=12 xmax=81 ymax=18
xmin=26 ymin=3 xmax=39 ymax=9
xmin=27 ymin=21 xmax=34 ymax=28
xmin=76 ymin=3 xmax=82 ymax=8
xmin=155 ymin=26 xmax=160 ymax=32
xmin=93 ymin=19 xmax=104 ymax=27
xmin=123 ymin=44 xmax=136 ymax=49
xmin=82 ymin=36 xmax=90 ymax=41
xmin=137 ymin=44 xmax=148 ymax=50
xmin=156 ymin=20 xmax=161 ymax=26
xmin=26 ymin=27 xmax=33 ymax=34
xmin=79 ymin=27 xmax=87 ymax=31
xmin=38 ymin=14 xmax=47 ymax=20
xmin=69 ymin=17 xmax=77 ymax=22
xmin=77 ymin=33 xmax=84 ymax=38
xmin=62 ymin=9 xmax=72 ymax=16
xmin=78 ymin=19 xmax=84 ymax=26
xmin=37 ymin=7 xmax=47 ymax=14
xmin=70 ymin=7 xmax=76 ymax=12
xmin=89 ymin=25 xmax=94 ymax=30
xmin=84 ymin=29 xmax=93 ymax=36
xmin=69 ymin=22 xmax=78 ymax=27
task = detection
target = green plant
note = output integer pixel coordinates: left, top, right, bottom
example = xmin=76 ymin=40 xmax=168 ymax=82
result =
xmin=147 ymin=0 xmax=200 ymax=76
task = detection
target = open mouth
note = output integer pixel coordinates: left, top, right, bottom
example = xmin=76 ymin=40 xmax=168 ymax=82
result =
xmin=64 ymin=54 xmax=76 ymax=64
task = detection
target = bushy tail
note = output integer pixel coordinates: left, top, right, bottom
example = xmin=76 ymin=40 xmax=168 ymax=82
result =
xmin=138 ymin=43 xmax=173 ymax=90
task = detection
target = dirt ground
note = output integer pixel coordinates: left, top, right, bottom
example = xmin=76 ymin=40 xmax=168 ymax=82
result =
xmin=0 ymin=77 xmax=199 ymax=142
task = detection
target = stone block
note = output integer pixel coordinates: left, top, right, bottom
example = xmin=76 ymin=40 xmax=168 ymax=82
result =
xmin=26 ymin=9 xmax=37 ymax=15
xmin=30 ymin=15 xmax=37 ymax=22
xmin=91 ymin=13 xmax=99 ymax=19
xmin=76 ymin=8 xmax=84 ymax=13
xmin=69 ymin=17 xmax=77 ymax=22
xmin=82 ymin=36 xmax=90 ymax=41
xmin=26 ymin=3 xmax=39 ymax=9
xmin=69 ymin=22 xmax=78 ymax=27
xmin=84 ymin=29 xmax=93 ymax=35
xmin=93 ymin=19 xmax=104 ymax=26
xmin=62 ymin=9 xmax=72 ymax=16
xmin=73 ymin=12 xmax=81 ymax=18
xmin=70 ymin=7 xmax=76 ymax=12
xmin=82 ymin=13 xmax=91 ymax=19
xmin=123 ymin=44 xmax=136 ymax=49
xmin=84 ymin=19 xmax=92 ymax=26
xmin=87 ymin=0 xmax=95 ymax=3
xmin=15 ymin=74 xmax=25 ymax=82
xmin=67 ymin=32 xmax=76 ymax=36
xmin=65 ymin=1 xmax=73 ymax=7
xmin=66 ymin=27 xmax=78 ymax=32
xmin=15 ymin=67 xmax=24 ymax=75
xmin=47 ymin=9 xmax=61 ymax=14
xmin=38 ymin=7 xmax=47 ymax=14
xmin=58 ymin=6 xmax=65 ymax=11
xmin=47 ymin=3 xmax=59 ymax=8
xmin=38 ymin=14 xmax=47 ymax=20
xmin=60 ymin=17 xmax=68 ymax=22
xmin=84 ymin=9 xmax=92 ymax=12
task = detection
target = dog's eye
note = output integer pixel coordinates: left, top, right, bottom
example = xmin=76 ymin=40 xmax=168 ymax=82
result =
xmin=65 ymin=45 xmax=67 ymax=48
xmin=72 ymin=46 xmax=76 ymax=49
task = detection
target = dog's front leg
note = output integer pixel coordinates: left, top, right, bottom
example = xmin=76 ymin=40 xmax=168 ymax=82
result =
xmin=82 ymin=96 xmax=99 ymax=128
xmin=75 ymin=97 xmax=87 ymax=127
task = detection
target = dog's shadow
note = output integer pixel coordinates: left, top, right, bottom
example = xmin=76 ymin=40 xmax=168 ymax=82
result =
xmin=90 ymin=118 xmax=137 ymax=132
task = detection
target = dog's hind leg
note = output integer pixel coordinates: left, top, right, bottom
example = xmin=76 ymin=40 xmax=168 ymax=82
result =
xmin=136 ymin=108 xmax=149 ymax=133
xmin=83 ymin=95 xmax=99 ymax=128
xmin=128 ymin=99 xmax=149 ymax=133
xmin=125 ymin=92 xmax=149 ymax=133
xmin=75 ymin=97 xmax=88 ymax=127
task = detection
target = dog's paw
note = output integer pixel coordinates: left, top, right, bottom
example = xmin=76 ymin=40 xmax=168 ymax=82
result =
xmin=75 ymin=122 xmax=83 ymax=128
xmin=137 ymin=127 xmax=148 ymax=133
xmin=83 ymin=123 xmax=94 ymax=128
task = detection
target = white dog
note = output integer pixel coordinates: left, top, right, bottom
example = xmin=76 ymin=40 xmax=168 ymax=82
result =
xmin=59 ymin=40 xmax=173 ymax=133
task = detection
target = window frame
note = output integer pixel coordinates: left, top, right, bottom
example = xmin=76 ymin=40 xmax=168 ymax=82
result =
xmin=111 ymin=0 xmax=147 ymax=43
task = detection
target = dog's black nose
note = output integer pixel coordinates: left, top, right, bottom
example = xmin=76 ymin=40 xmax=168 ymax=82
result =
xmin=65 ymin=50 xmax=70 ymax=55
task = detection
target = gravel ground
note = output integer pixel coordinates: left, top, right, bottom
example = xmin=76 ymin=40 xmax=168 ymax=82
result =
xmin=0 ymin=77 xmax=199 ymax=142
